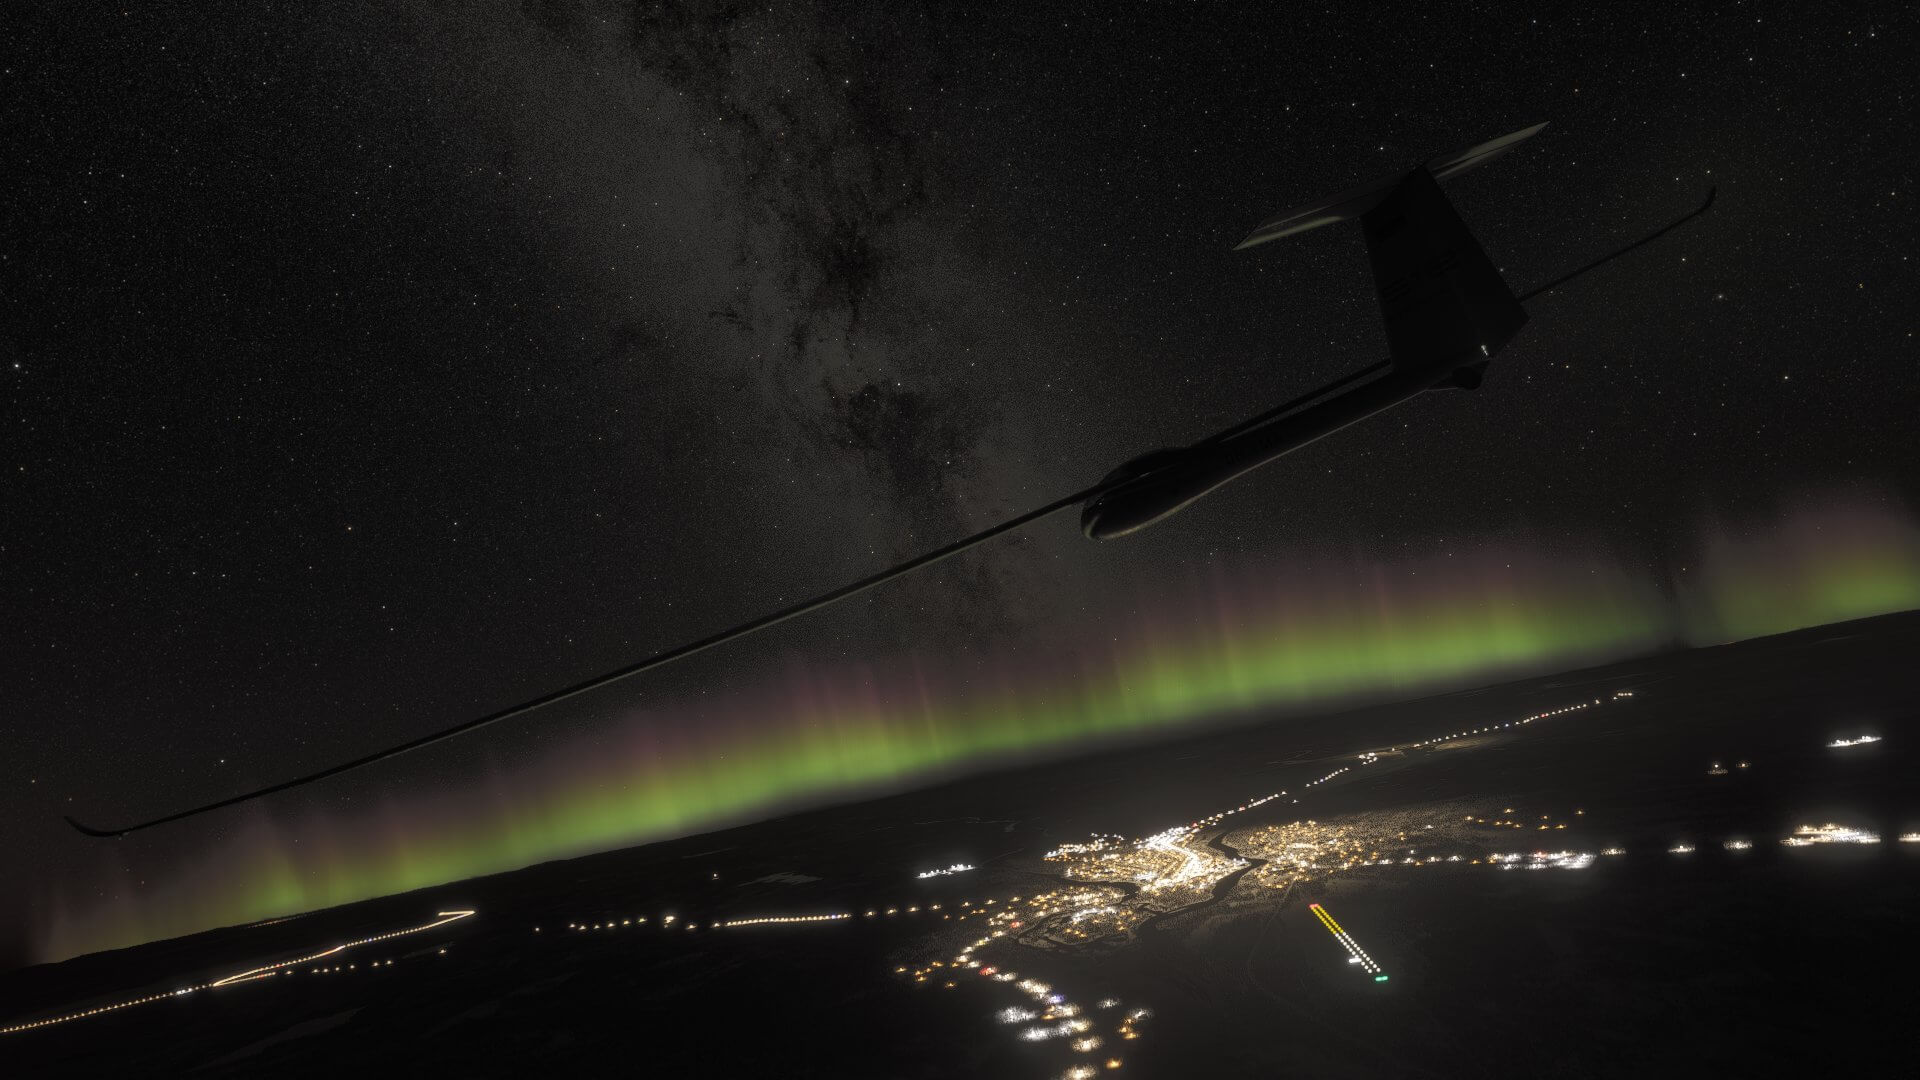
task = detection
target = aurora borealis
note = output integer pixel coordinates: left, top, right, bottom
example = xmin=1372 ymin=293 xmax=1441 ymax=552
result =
xmin=1678 ymin=492 xmax=1920 ymax=645
xmin=34 ymin=490 xmax=1920 ymax=965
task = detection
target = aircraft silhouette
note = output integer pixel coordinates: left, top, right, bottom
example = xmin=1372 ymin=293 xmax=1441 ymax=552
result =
xmin=69 ymin=123 xmax=1713 ymax=837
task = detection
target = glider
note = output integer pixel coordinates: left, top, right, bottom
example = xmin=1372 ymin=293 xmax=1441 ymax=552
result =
xmin=68 ymin=122 xmax=1713 ymax=837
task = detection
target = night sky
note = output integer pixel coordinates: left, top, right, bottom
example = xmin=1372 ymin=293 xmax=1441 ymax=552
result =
xmin=5 ymin=2 xmax=1914 ymax=966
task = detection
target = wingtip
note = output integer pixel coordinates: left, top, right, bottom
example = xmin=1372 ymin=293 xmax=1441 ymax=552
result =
xmin=1700 ymin=186 xmax=1717 ymax=212
xmin=64 ymin=815 xmax=126 ymax=838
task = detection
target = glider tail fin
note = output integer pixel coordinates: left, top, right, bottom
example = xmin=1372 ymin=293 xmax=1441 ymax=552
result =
xmin=1231 ymin=123 xmax=1544 ymax=375
xmin=1360 ymin=165 xmax=1527 ymax=374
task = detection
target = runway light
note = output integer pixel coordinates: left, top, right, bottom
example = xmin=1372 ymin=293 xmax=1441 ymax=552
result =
xmin=1309 ymin=902 xmax=1385 ymax=978
xmin=2 ymin=909 xmax=475 ymax=1036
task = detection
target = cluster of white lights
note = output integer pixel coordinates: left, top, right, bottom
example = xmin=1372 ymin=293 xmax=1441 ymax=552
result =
xmin=1489 ymin=850 xmax=1594 ymax=871
xmin=1309 ymin=903 xmax=1386 ymax=981
xmin=1901 ymin=833 xmax=1920 ymax=844
xmin=1363 ymin=851 xmax=1463 ymax=866
xmin=1828 ymin=734 xmax=1881 ymax=748
xmin=916 ymin=863 xmax=976 ymax=879
xmin=1723 ymin=839 xmax=1753 ymax=851
xmin=1669 ymin=843 xmax=1696 ymax=855
xmin=2 ymin=910 xmax=474 ymax=1036
xmin=1782 ymin=824 xmax=1880 ymax=846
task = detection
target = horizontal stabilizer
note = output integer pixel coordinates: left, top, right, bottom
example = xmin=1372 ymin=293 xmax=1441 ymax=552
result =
xmin=1426 ymin=121 xmax=1549 ymax=182
xmin=1232 ymin=122 xmax=1548 ymax=251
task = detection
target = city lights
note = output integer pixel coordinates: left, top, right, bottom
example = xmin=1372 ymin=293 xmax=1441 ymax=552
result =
xmin=1488 ymin=850 xmax=1595 ymax=870
xmin=1781 ymin=824 xmax=1880 ymax=846
xmin=916 ymin=863 xmax=976 ymax=880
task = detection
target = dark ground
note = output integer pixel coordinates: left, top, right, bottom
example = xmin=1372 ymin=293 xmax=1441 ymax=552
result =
xmin=6 ymin=612 xmax=1918 ymax=1076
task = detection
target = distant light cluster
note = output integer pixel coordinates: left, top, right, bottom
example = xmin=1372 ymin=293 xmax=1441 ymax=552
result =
xmin=1828 ymin=734 xmax=1881 ymax=748
xmin=1782 ymin=823 xmax=1879 ymax=846
xmin=916 ymin=863 xmax=976 ymax=880
xmin=1489 ymin=850 xmax=1594 ymax=871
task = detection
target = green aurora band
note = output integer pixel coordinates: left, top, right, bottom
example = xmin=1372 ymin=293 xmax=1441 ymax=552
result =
xmin=37 ymin=491 xmax=1920 ymax=963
